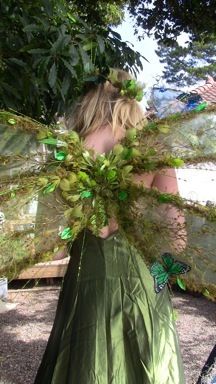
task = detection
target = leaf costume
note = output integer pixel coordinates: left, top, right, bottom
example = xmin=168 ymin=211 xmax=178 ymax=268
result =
xmin=0 ymin=89 xmax=216 ymax=383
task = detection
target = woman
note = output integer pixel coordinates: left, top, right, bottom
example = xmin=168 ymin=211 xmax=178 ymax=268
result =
xmin=34 ymin=69 xmax=185 ymax=383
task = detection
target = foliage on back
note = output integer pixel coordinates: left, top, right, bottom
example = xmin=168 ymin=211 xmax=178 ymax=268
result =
xmin=0 ymin=107 xmax=216 ymax=300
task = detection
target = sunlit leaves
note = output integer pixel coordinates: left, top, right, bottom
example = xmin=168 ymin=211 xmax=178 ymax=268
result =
xmin=0 ymin=0 xmax=143 ymax=123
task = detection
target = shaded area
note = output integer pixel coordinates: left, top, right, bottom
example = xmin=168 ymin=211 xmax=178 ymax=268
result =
xmin=0 ymin=289 xmax=215 ymax=384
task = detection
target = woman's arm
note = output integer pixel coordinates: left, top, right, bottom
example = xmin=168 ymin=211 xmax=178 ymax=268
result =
xmin=133 ymin=169 xmax=187 ymax=253
xmin=153 ymin=168 xmax=187 ymax=253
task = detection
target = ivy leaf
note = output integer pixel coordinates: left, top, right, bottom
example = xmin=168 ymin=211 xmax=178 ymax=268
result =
xmin=43 ymin=183 xmax=56 ymax=194
xmin=59 ymin=227 xmax=73 ymax=240
xmin=54 ymin=151 xmax=67 ymax=161
xmin=80 ymin=190 xmax=93 ymax=199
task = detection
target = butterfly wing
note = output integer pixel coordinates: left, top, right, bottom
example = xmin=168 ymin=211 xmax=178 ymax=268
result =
xmin=161 ymin=252 xmax=174 ymax=269
xmin=169 ymin=260 xmax=191 ymax=276
xmin=150 ymin=262 xmax=169 ymax=293
xmin=161 ymin=252 xmax=191 ymax=276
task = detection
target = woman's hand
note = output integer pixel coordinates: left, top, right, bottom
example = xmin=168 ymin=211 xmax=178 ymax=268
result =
xmin=99 ymin=217 xmax=119 ymax=239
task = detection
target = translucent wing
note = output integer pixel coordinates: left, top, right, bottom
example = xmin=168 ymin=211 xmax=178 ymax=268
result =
xmin=0 ymin=114 xmax=68 ymax=279
xmin=149 ymin=87 xmax=185 ymax=118
xmin=0 ymin=108 xmax=216 ymax=301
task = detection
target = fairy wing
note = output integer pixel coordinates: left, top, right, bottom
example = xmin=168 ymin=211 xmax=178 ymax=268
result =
xmin=0 ymin=107 xmax=216 ymax=300
xmin=0 ymin=115 xmax=68 ymax=279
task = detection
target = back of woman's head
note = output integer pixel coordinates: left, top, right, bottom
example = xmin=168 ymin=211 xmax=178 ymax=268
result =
xmin=66 ymin=69 xmax=146 ymax=138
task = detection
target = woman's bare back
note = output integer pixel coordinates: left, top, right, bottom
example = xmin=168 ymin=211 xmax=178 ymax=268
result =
xmin=84 ymin=125 xmax=123 ymax=238
xmin=84 ymin=125 xmax=157 ymax=238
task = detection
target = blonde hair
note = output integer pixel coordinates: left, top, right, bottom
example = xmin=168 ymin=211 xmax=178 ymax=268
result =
xmin=66 ymin=69 xmax=146 ymax=138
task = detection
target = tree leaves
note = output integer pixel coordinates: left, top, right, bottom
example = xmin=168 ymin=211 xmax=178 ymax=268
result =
xmin=0 ymin=0 xmax=143 ymax=123
xmin=156 ymin=38 xmax=216 ymax=87
xmin=129 ymin=0 xmax=216 ymax=44
xmin=48 ymin=62 xmax=57 ymax=89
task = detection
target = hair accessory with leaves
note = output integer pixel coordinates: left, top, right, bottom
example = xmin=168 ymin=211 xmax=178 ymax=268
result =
xmin=108 ymin=69 xmax=144 ymax=101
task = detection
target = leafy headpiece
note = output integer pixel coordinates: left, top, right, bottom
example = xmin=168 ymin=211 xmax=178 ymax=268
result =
xmin=107 ymin=69 xmax=144 ymax=101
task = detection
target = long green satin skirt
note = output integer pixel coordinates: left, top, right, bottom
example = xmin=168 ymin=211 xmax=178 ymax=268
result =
xmin=34 ymin=231 xmax=185 ymax=384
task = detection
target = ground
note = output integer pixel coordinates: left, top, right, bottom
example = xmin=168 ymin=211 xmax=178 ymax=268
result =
xmin=0 ymin=287 xmax=215 ymax=384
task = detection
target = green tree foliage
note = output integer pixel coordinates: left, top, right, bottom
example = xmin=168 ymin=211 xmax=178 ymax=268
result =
xmin=69 ymin=0 xmax=126 ymax=26
xmin=129 ymin=0 xmax=216 ymax=44
xmin=156 ymin=38 xmax=216 ymax=87
xmin=0 ymin=0 xmax=143 ymax=123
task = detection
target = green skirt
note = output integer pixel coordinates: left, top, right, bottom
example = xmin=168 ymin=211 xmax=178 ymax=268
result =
xmin=34 ymin=231 xmax=185 ymax=384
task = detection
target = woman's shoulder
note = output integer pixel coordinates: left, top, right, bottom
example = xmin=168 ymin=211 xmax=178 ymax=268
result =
xmin=84 ymin=125 xmax=116 ymax=154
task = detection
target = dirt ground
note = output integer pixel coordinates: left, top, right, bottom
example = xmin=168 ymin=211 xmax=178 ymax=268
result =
xmin=0 ymin=287 xmax=215 ymax=384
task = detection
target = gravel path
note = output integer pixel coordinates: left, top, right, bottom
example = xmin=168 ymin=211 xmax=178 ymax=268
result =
xmin=0 ymin=288 xmax=215 ymax=384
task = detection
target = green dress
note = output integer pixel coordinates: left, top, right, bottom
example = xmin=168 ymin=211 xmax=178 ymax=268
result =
xmin=34 ymin=230 xmax=185 ymax=384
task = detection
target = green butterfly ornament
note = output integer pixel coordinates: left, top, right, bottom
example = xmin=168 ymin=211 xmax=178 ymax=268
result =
xmin=150 ymin=253 xmax=191 ymax=293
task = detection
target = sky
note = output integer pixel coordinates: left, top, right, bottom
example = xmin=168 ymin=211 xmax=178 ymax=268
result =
xmin=116 ymin=13 xmax=164 ymax=89
xmin=116 ymin=15 xmax=216 ymax=204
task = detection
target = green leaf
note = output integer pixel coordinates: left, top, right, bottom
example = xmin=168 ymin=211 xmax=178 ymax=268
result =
xmin=61 ymin=58 xmax=77 ymax=78
xmin=71 ymin=205 xmax=83 ymax=218
xmin=39 ymin=137 xmax=58 ymax=145
xmin=122 ymin=147 xmax=133 ymax=160
xmin=27 ymin=48 xmax=49 ymax=54
xmin=122 ymin=165 xmax=133 ymax=174
xmin=202 ymin=288 xmax=211 ymax=298
xmin=48 ymin=62 xmax=57 ymax=89
xmin=118 ymin=190 xmax=128 ymax=201
xmin=107 ymin=169 xmax=117 ymax=182
xmin=8 ymin=58 xmax=26 ymax=67
xmin=80 ymin=190 xmax=93 ymax=199
xmin=67 ymin=13 xmax=77 ymax=23
xmin=83 ymin=41 xmax=96 ymax=52
xmin=158 ymin=124 xmax=170 ymax=133
xmin=54 ymin=151 xmax=67 ymax=161
xmin=23 ymin=24 xmax=42 ymax=33
xmin=157 ymin=194 xmax=172 ymax=203
xmin=43 ymin=183 xmax=56 ymax=194
xmin=176 ymin=277 xmax=186 ymax=291
xmin=78 ymin=171 xmax=89 ymax=182
xmin=97 ymin=36 xmax=105 ymax=53
xmin=169 ymin=158 xmax=184 ymax=167
xmin=126 ymin=128 xmax=137 ymax=141
xmin=36 ymin=129 xmax=52 ymax=140
xmin=10 ymin=191 xmax=16 ymax=199
xmin=59 ymin=227 xmax=73 ymax=240
xmin=7 ymin=118 xmax=16 ymax=125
